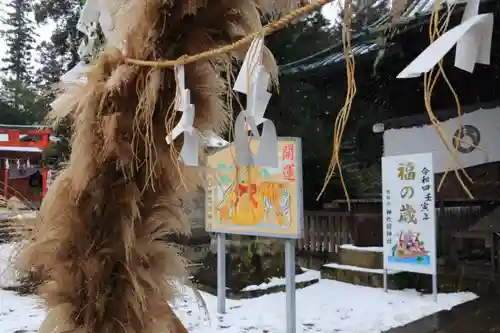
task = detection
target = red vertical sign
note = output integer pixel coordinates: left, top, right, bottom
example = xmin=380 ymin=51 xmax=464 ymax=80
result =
xmin=281 ymin=143 xmax=296 ymax=181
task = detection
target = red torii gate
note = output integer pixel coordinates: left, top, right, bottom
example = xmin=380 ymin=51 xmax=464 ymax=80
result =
xmin=0 ymin=125 xmax=53 ymax=203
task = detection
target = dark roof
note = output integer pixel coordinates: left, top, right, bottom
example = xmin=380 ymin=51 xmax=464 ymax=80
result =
xmin=470 ymin=206 xmax=500 ymax=232
xmin=279 ymin=0 xmax=489 ymax=76
xmin=375 ymin=99 xmax=500 ymax=131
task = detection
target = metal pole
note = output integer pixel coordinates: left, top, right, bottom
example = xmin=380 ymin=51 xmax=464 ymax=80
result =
xmin=285 ymin=239 xmax=296 ymax=333
xmin=432 ymin=272 xmax=438 ymax=302
xmin=433 ymin=206 xmax=438 ymax=303
xmin=217 ymin=233 xmax=226 ymax=314
xmin=383 ymin=268 xmax=388 ymax=292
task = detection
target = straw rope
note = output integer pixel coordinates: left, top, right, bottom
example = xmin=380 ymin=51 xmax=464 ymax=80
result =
xmin=316 ymin=0 xmax=355 ymax=209
xmin=424 ymin=2 xmax=475 ymax=198
xmin=125 ymin=0 xmax=334 ymax=68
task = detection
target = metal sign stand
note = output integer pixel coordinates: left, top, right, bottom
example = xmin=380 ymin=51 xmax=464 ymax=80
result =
xmin=208 ymin=137 xmax=303 ymax=330
xmin=285 ymin=239 xmax=296 ymax=333
xmin=432 ymin=220 xmax=438 ymax=302
xmin=383 ymin=268 xmax=388 ymax=292
xmin=217 ymin=233 xmax=226 ymax=314
xmin=432 ymin=271 xmax=438 ymax=302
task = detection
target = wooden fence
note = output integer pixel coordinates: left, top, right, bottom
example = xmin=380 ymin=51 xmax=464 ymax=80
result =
xmin=298 ymin=204 xmax=486 ymax=259
xmin=297 ymin=211 xmax=353 ymax=255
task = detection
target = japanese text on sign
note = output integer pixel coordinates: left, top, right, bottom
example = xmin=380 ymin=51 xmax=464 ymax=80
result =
xmin=382 ymin=153 xmax=436 ymax=275
xmin=282 ymin=143 xmax=296 ymax=181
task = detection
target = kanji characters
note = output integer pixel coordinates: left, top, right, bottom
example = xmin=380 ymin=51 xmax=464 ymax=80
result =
xmin=398 ymin=162 xmax=416 ymax=181
xmin=282 ymin=163 xmax=296 ymax=181
xmin=282 ymin=143 xmax=294 ymax=162
xmin=399 ymin=204 xmax=417 ymax=224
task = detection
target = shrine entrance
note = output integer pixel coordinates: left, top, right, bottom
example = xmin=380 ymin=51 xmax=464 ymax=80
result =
xmin=0 ymin=125 xmax=53 ymax=207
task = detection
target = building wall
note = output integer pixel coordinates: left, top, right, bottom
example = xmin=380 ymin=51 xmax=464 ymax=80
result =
xmin=383 ymin=108 xmax=500 ymax=174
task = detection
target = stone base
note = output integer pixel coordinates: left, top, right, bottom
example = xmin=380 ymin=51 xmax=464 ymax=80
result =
xmin=321 ymin=264 xmax=409 ymax=289
xmin=194 ymin=277 xmax=319 ymax=300
xmin=339 ymin=246 xmax=382 ymax=269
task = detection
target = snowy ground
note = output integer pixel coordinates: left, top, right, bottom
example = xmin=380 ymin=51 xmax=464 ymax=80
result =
xmin=0 ymin=277 xmax=478 ymax=333
xmin=0 ymin=243 xmax=478 ymax=333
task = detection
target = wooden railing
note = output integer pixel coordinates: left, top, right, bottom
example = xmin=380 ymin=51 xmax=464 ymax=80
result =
xmin=297 ymin=211 xmax=353 ymax=255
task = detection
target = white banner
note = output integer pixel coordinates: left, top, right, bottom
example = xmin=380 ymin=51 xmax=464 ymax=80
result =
xmin=382 ymin=153 xmax=437 ymax=275
xmin=383 ymin=107 xmax=500 ymax=173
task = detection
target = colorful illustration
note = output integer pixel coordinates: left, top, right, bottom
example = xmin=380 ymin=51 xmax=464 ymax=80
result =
xmin=216 ymin=165 xmax=291 ymax=227
xmin=206 ymin=139 xmax=302 ymax=238
xmin=388 ymin=230 xmax=430 ymax=266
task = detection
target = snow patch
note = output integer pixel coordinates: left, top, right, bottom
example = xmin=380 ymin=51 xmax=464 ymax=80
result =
xmin=323 ymin=263 xmax=401 ymax=275
xmin=241 ymin=268 xmax=320 ymax=291
xmin=0 ymin=242 xmax=22 ymax=288
xmin=340 ymin=244 xmax=384 ymax=253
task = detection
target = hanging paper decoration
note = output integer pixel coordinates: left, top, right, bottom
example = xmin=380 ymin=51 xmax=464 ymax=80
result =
xmin=233 ymin=37 xmax=278 ymax=168
xmin=61 ymin=0 xmax=125 ymax=84
xmin=165 ymin=64 xmax=200 ymax=166
xmin=77 ymin=0 xmax=100 ymax=36
xmin=397 ymin=0 xmax=493 ymax=78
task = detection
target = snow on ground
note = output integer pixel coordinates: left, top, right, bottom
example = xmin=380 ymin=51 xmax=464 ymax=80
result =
xmin=323 ymin=262 xmax=400 ymax=275
xmin=174 ymin=281 xmax=477 ymax=333
xmin=0 ymin=243 xmax=21 ymax=288
xmin=0 ymin=277 xmax=477 ymax=333
xmin=340 ymin=244 xmax=384 ymax=253
xmin=0 ymin=290 xmax=43 ymax=332
xmin=242 ymin=268 xmax=320 ymax=291
xmin=0 ymin=243 xmax=478 ymax=333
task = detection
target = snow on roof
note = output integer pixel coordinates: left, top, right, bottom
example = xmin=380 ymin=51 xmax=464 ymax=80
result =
xmin=0 ymin=147 xmax=43 ymax=153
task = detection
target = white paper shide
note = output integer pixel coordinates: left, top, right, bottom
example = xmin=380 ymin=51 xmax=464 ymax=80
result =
xmin=382 ymin=153 xmax=437 ymax=275
xmin=233 ymin=37 xmax=278 ymax=168
xmin=165 ymin=65 xmax=200 ymax=166
xmin=397 ymin=0 xmax=494 ymax=78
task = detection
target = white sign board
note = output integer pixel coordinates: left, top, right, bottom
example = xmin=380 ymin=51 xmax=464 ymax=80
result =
xmin=382 ymin=152 xmax=437 ymax=275
xmin=383 ymin=107 xmax=500 ymax=173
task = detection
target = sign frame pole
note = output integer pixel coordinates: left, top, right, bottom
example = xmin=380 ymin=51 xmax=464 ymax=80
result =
xmin=206 ymin=137 xmax=304 ymax=326
xmin=285 ymin=238 xmax=296 ymax=333
xmin=383 ymin=268 xmax=388 ymax=292
xmin=217 ymin=232 xmax=226 ymax=314
xmin=432 ymin=218 xmax=438 ymax=302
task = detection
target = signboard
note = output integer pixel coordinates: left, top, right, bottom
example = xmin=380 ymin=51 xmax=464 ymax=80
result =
xmin=382 ymin=152 xmax=436 ymax=275
xmin=205 ymin=137 xmax=303 ymax=238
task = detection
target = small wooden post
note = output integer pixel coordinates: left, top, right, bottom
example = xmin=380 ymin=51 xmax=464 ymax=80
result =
xmin=3 ymin=159 xmax=9 ymax=199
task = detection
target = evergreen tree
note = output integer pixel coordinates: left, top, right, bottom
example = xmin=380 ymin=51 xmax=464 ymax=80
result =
xmin=34 ymin=0 xmax=83 ymax=71
xmin=1 ymin=0 xmax=36 ymax=83
xmin=335 ymin=0 xmax=390 ymax=33
xmin=266 ymin=10 xmax=338 ymax=64
xmin=36 ymin=40 xmax=65 ymax=101
xmin=0 ymin=79 xmax=46 ymax=124
xmin=0 ymin=0 xmax=46 ymax=125
xmin=32 ymin=0 xmax=83 ymax=167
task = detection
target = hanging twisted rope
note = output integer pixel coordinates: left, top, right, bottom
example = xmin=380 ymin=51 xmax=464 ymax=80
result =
xmin=316 ymin=0 xmax=356 ymax=209
xmin=424 ymin=1 xmax=476 ymax=198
